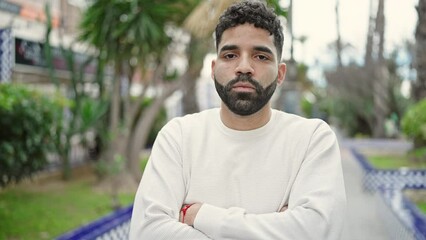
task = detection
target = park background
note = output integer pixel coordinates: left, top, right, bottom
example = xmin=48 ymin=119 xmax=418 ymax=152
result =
xmin=0 ymin=0 xmax=425 ymax=239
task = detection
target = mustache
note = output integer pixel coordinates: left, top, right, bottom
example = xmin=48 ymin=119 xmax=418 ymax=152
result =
xmin=225 ymin=74 xmax=263 ymax=93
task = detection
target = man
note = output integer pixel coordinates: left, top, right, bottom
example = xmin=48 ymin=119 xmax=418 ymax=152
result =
xmin=129 ymin=1 xmax=346 ymax=239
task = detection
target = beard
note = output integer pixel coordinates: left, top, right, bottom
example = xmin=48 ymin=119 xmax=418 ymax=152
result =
xmin=214 ymin=74 xmax=277 ymax=116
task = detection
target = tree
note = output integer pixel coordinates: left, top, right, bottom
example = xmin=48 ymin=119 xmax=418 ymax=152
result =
xmin=325 ymin=64 xmax=375 ymax=136
xmin=79 ymin=0 xmax=201 ymax=181
xmin=364 ymin=0 xmax=389 ymax=137
xmin=325 ymin=0 xmax=392 ymax=137
xmin=44 ymin=3 xmax=108 ymax=180
xmin=414 ymin=0 xmax=426 ymax=101
xmin=372 ymin=0 xmax=390 ymax=138
xmin=335 ymin=0 xmax=343 ymax=68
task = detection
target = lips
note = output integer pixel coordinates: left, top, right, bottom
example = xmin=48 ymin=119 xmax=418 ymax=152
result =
xmin=232 ymin=82 xmax=256 ymax=92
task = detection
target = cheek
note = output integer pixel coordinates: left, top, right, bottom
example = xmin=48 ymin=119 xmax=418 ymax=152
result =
xmin=214 ymin=63 xmax=233 ymax=81
xmin=258 ymin=67 xmax=279 ymax=85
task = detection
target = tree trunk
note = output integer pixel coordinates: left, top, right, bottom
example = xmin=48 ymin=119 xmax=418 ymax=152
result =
xmin=127 ymin=83 xmax=182 ymax=180
xmin=181 ymin=38 xmax=211 ymax=114
xmin=288 ymin=0 xmax=294 ymax=61
xmin=276 ymin=0 xmax=301 ymax=114
xmin=414 ymin=0 xmax=426 ymax=101
xmin=335 ymin=0 xmax=343 ymax=68
xmin=373 ymin=0 xmax=389 ymax=138
xmin=365 ymin=0 xmax=375 ymax=65
xmin=110 ymin=67 xmax=122 ymax=134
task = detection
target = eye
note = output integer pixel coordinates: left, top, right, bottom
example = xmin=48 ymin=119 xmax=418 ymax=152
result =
xmin=256 ymin=55 xmax=269 ymax=61
xmin=223 ymin=53 xmax=237 ymax=59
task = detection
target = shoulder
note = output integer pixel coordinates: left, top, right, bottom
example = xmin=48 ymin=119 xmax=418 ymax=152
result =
xmin=272 ymin=110 xmax=338 ymax=143
xmin=273 ymin=110 xmax=331 ymax=131
xmin=162 ymin=108 xmax=219 ymax=133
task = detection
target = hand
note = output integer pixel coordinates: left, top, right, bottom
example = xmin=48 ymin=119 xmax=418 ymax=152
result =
xmin=180 ymin=203 xmax=202 ymax=226
xmin=279 ymin=204 xmax=288 ymax=212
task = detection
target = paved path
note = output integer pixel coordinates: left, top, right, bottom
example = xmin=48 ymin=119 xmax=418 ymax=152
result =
xmin=338 ymin=138 xmax=413 ymax=240
xmin=339 ymin=145 xmax=387 ymax=240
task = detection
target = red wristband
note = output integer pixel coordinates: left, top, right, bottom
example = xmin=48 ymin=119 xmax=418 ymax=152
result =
xmin=181 ymin=203 xmax=195 ymax=223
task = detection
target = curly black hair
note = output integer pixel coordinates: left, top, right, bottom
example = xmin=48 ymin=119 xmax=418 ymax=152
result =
xmin=215 ymin=1 xmax=284 ymax=61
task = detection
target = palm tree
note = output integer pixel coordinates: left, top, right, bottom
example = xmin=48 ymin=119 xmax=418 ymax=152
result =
xmin=414 ymin=0 xmax=426 ymax=101
xmin=372 ymin=0 xmax=389 ymax=138
xmin=335 ymin=0 xmax=343 ymax=68
xmin=363 ymin=0 xmax=389 ymax=137
xmin=79 ymin=0 xmax=200 ymax=181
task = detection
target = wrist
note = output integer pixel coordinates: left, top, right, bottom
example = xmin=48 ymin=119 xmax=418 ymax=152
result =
xmin=181 ymin=203 xmax=195 ymax=224
xmin=181 ymin=203 xmax=202 ymax=226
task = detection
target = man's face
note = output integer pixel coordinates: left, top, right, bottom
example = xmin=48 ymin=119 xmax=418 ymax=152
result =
xmin=212 ymin=23 xmax=286 ymax=116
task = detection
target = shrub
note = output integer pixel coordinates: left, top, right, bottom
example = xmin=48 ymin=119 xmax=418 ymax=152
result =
xmin=401 ymin=99 xmax=426 ymax=148
xmin=0 ymin=84 xmax=64 ymax=187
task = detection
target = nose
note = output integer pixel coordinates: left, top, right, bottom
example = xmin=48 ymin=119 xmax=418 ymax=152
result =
xmin=235 ymin=56 xmax=254 ymax=75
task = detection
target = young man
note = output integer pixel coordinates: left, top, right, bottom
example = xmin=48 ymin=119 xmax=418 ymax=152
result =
xmin=129 ymin=1 xmax=346 ymax=239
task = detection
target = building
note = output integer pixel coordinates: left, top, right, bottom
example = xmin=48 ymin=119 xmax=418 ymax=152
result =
xmin=0 ymin=0 xmax=92 ymax=86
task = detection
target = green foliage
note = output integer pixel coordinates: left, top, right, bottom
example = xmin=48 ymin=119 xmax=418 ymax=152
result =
xmin=94 ymin=154 xmax=126 ymax=180
xmin=322 ymin=96 xmax=374 ymax=137
xmin=0 ymin=84 xmax=65 ymax=187
xmin=408 ymin=146 xmax=426 ymax=162
xmin=266 ymin=0 xmax=288 ymax=17
xmin=0 ymin=178 xmax=134 ymax=239
xmin=301 ymin=97 xmax=313 ymax=118
xmin=140 ymin=155 xmax=149 ymax=174
xmin=401 ymin=99 xmax=426 ymax=147
xmin=79 ymin=0 xmax=200 ymax=66
xmin=77 ymin=97 xmax=109 ymax=134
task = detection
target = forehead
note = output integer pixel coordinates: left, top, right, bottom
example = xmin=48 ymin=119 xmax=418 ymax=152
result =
xmin=218 ymin=23 xmax=276 ymax=52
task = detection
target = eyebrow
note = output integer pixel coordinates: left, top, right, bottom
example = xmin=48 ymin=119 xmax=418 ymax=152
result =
xmin=253 ymin=46 xmax=273 ymax=55
xmin=219 ymin=44 xmax=238 ymax=53
xmin=219 ymin=44 xmax=274 ymax=56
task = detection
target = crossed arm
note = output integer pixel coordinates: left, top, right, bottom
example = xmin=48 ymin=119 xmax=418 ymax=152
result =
xmin=180 ymin=203 xmax=289 ymax=226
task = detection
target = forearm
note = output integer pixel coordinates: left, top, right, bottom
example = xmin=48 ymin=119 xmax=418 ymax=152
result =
xmin=192 ymin=204 xmax=341 ymax=240
xmin=129 ymin=209 xmax=209 ymax=240
xmin=129 ymin=189 xmax=210 ymax=239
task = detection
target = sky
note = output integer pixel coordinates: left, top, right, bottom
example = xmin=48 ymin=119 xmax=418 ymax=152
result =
xmin=286 ymin=0 xmax=418 ymax=85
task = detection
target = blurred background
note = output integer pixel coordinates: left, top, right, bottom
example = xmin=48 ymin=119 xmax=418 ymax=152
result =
xmin=0 ymin=0 xmax=425 ymax=239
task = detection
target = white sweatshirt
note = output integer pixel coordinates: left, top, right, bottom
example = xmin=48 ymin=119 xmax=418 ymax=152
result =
xmin=129 ymin=108 xmax=346 ymax=240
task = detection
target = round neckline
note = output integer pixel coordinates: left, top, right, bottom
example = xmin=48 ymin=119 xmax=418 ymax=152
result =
xmin=214 ymin=108 xmax=277 ymax=139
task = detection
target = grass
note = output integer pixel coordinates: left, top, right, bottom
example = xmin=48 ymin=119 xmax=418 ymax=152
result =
xmin=0 ymin=174 xmax=135 ymax=240
xmin=405 ymin=189 xmax=426 ymax=215
xmin=367 ymin=155 xmax=426 ymax=169
xmin=418 ymin=202 xmax=426 ymax=215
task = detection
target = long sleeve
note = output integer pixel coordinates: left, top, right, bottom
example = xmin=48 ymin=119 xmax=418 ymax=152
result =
xmin=193 ymin=122 xmax=346 ymax=240
xmin=129 ymin=120 xmax=210 ymax=240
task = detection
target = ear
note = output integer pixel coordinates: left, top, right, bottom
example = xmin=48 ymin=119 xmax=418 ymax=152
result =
xmin=277 ymin=62 xmax=286 ymax=85
xmin=211 ymin=59 xmax=216 ymax=80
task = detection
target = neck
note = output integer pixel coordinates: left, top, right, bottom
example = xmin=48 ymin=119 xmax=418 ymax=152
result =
xmin=220 ymin=103 xmax=272 ymax=131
